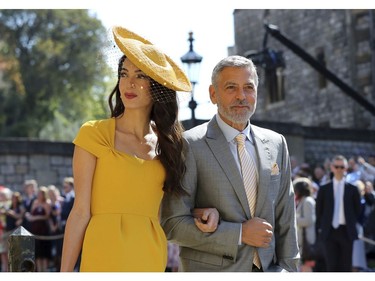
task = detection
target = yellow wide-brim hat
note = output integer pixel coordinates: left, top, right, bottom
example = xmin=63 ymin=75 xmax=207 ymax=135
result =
xmin=112 ymin=26 xmax=192 ymax=92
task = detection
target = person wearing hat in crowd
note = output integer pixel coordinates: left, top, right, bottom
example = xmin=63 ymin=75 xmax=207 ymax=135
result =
xmin=60 ymin=26 xmax=218 ymax=272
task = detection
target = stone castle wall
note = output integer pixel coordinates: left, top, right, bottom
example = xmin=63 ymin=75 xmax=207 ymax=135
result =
xmin=0 ymin=139 xmax=73 ymax=191
xmin=233 ymin=9 xmax=375 ymax=130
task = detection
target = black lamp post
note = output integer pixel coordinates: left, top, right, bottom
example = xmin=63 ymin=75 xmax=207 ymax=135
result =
xmin=181 ymin=32 xmax=203 ymax=125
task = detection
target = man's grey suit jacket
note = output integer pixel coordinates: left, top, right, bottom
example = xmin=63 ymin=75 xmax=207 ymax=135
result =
xmin=161 ymin=117 xmax=299 ymax=272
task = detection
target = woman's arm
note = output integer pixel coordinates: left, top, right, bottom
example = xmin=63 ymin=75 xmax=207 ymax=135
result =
xmin=6 ymin=207 xmax=24 ymax=220
xmin=60 ymin=146 xmax=96 ymax=272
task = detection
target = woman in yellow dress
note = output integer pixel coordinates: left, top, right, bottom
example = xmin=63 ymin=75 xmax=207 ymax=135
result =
xmin=60 ymin=26 xmax=219 ymax=272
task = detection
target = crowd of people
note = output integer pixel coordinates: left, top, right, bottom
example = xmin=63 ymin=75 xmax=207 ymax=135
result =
xmin=1 ymin=154 xmax=373 ymax=272
xmin=0 ymin=178 xmax=75 ymax=272
xmin=292 ymin=154 xmax=375 ymax=272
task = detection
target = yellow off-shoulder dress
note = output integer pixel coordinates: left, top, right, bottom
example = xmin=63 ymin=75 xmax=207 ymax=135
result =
xmin=73 ymin=118 xmax=167 ymax=272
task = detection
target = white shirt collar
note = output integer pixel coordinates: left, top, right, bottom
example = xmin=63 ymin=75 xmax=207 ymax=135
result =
xmin=215 ymin=114 xmax=253 ymax=144
xmin=333 ymin=177 xmax=345 ymax=185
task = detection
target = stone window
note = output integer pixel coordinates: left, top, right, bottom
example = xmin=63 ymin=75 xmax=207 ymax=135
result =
xmin=265 ymin=63 xmax=285 ymax=104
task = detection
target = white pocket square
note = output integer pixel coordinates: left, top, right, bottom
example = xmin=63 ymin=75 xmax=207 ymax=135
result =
xmin=271 ymin=163 xmax=280 ymax=175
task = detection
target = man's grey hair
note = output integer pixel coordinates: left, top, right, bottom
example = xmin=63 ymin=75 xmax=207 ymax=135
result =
xmin=332 ymin=155 xmax=348 ymax=166
xmin=211 ymin=55 xmax=259 ymax=87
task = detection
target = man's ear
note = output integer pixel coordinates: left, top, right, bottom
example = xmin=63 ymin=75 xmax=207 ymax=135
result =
xmin=209 ymin=85 xmax=217 ymax=104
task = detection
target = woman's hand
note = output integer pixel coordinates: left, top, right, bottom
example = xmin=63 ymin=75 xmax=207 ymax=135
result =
xmin=192 ymin=208 xmax=220 ymax=233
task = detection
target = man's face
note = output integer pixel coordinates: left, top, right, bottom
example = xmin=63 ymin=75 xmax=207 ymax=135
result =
xmin=63 ymin=183 xmax=72 ymax=193
xmin=209 ymin=66 xmax=257 ymax=130
xmin=24 ymin=184 xmax=35 ymax=195
xmin=331 ymin=160 xmax=347 ymax=179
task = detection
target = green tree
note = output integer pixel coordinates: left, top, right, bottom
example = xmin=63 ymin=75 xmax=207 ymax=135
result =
xmin=0 ymin=9 xmax=114 ymax=140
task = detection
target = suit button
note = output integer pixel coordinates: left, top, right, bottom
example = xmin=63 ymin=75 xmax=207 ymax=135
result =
xmin=223 ymin=255 xmax=233 ymax=260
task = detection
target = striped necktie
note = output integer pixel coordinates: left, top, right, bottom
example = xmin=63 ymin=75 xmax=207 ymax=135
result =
xmin=235 ymin=133 xmax=261 ymax=269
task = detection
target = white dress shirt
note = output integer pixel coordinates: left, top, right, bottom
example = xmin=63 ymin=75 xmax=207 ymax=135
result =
xmin=333 ymin=178 xmax=346 ymax=226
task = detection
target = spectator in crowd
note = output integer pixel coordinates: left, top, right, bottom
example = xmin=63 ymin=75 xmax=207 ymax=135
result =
xmin=3 ymin=191 xmax=26 ymax=272
xmin=0 ymin=186 xmax=12 ymax=272
xmin=25 ymin=186 xmax=52 ymax=272
xmin=21 ymin=179 xmax=38 ymax=232
xmin=316 ymin=155 xmax=362 ymax=272
xmin=352 ymin=180 xmax=368 ymax=271
xmin=59 ymin=177 xmax=77 ymax=270
xmin=346 ymin=156 xmax=375 ymax=185
xmin=363 ymin=180 xmax=375 ymax=261
xmin=5 ymin=191 xmax=25 ymax=232
xmin=313 ymin=164 xmax=331 ymax=187
xmin=290 ymin=156 xmax=300 ymax=179
xmin=363 ymin=180 xmax=375 ymax=220
xmin=358 ymin=156 xmax=375 ymax=185
xmin=346 ymin=157 xmax=362 ymax=184
xmin=48 ymin=185 xmax=63 ymax=271
xmin=293 ymin=177 xmax=316 ymax=272
xmin=294 ymin=163 xmax=320 ymax=199
xmin=60 ymin=177 xmax=75 ymax=231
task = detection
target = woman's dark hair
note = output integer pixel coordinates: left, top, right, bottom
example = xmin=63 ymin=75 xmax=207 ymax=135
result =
xmin=108 ymin=55 xmax=186 ymax=196
xmin=108 ymin=56 xmax=126 ymax=117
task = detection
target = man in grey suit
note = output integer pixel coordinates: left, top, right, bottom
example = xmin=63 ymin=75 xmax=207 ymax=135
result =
xmin=160 ymin=55 xmax=299 ymax=272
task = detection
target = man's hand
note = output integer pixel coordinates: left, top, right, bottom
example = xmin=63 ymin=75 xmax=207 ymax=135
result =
xmin=357 ymin=156 xmax=365 ymax=165
xmin=192 ymin=208 xmax=220 ymax=233
xmin=242 ymin=217 xmax=273 ymax=247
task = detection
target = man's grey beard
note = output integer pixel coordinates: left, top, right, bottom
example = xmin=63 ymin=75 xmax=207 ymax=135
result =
xmin=217 ymin=102 xmax=256 ymax=124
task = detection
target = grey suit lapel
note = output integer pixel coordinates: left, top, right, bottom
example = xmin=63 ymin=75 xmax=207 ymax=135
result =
xmin=252 ymin=126 xmax=272 ymax=216
xmin=206 ymin=118 xmax=251 ymax=218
